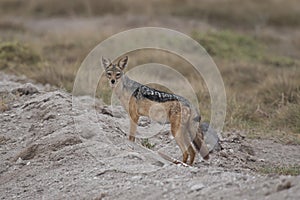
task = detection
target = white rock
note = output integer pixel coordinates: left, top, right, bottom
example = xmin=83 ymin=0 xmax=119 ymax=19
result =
xmin=190 ymin=183 xmax=205 ymax=191
xmin=131 ymin=175 xmax=143 ymax=181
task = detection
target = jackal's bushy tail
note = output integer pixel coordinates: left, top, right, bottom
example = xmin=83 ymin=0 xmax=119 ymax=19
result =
xmin=192 ymin=132 xmax=210 ymax=160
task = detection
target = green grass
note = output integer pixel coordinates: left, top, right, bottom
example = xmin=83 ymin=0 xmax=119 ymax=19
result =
xmin=259 ymin=165 xmax=300 ymax=176
xmin=141 ymin=138 xmax=156 ymax=149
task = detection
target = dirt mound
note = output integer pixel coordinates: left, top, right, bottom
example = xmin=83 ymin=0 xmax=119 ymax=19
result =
xmin=0 ymin=72 xmax=299 ymax=199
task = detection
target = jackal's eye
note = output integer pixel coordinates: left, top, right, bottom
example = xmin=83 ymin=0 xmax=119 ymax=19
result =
xmin=116 ymin=72 xmax=121 ymax=78
xmin=106 ymin=72 xmax=112 ymax=77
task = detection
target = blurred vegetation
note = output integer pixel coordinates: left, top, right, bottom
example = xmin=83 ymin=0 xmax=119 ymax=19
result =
xmin=1 ymin=0 xmax=300 ymax=28
xmin=0 ymin=41 xmax=45 ymax=83
xmin=0 ymin=41 xmax=41 ymax=68
xmin=192 ymin=31 xmax=264 ymax=61
xmin=0 ymin=0 xmax=299 ymax=141
xmin=0 ymin=0 xmax=126 ymax=17
xmin=192 ymin=30 xmax=300 ymax=67
xmin=171 ymin=0 xmax=300 ymax=28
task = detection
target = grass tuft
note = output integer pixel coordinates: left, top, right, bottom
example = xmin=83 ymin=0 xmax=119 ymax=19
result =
xmin=141 ymin=138 xmax=156 ymax=149
xmin=0 ymin=99 xmax=9 ymax=112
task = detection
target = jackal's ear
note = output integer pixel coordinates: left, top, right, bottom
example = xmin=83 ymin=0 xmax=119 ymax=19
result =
xmin=118 ymin=56 xmax=128 ymax=70
xmin=102 ymin=57 xmax=111 ymax=69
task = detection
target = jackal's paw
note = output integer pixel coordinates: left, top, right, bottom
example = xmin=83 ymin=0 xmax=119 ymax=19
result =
xmin=129 ymin=136 xmax=136 ymax=142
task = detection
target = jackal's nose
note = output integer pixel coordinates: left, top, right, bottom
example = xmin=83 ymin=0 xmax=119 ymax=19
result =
xmin=111 ymin=79 xmax=115 ymax=84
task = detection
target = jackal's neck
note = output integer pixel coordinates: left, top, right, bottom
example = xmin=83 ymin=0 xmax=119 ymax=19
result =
xmin=114 ymin=74 xmax=140 ymax=96
xmin=120 ymin=74 xmax=132 ymax=85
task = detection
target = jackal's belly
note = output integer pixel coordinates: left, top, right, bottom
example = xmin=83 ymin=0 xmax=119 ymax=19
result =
xmin=136 ymin=99 xmax=181 ymax=123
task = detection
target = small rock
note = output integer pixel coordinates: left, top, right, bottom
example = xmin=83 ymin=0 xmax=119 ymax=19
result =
xmin=16 ymin=157 xmax=26 ymax=165
xmin=238 ymin=132 xmax=246 ymax=139
xmin=190 ymin=183 xmax=205 ymax=192
xmin=12 ymin=104 xmax=19 ymax=108
xmin=219 ymin=151 xmax=228 ymax=158
xmin=131 ymin=175 xmax=143 ymax=181
xmin=226 ymin=182 xmax=234 ymax=186
xmin=100 ymin=106 xmax=113 ymax=117
xmin=11 ymin=83 xmax=39 ymax=96
xmin=247 ymin=156 xmax=257 ymax=162
xmin=138 ymin=116 xmax=151 ymax=127
xmin=125 ymin=152 xmax=145 ymax=161
xmin=43 ymin=112 xmax=56 ymax=120
xmin=276 ymin=180 xmax=292 ymax=192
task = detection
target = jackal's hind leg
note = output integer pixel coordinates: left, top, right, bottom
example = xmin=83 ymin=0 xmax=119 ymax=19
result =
xmin=188 ymin=145 xmax=196 ymax=165
xmin=182 ymin=150 xmax=188 ymax=163
xmin=170 ymin=120 xmax=190 ymax=164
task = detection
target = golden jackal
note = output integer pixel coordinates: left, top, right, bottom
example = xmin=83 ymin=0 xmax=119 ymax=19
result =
xmin=102 ymin=56 xmax=210 ymax=165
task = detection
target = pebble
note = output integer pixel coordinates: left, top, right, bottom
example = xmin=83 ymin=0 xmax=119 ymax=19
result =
xmin=247 ymin=156 xmax=257 ymax=162
xmin=190 ymin=183 xmax=205 ymax=192
xmin=16 ymin=157 xmax=26 ymax=165
xmin=131 ymin=175 xmax=143 ymax=181
xmin=220 ymin=151 xmax=228 ymax=158
xmin=12 ymin=104 xmax=19 ymax=108
xmin=276 ymin=180 xmax=292 ymax=192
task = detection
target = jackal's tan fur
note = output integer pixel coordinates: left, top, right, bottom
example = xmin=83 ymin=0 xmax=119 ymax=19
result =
xmin=102 ymin=56 xmax=209 ymax=165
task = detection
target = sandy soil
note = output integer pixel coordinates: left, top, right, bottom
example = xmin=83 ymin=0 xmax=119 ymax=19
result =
xmin=0 ymin=72 xmax=299 ymax=200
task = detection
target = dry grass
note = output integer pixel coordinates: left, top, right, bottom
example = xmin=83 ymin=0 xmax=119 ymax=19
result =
xmin=0 ymin=99 xmax=9 ymax=112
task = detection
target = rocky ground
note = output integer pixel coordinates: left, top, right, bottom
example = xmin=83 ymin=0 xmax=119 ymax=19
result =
xmin=0 ymin=72 xmax=300 ymax=200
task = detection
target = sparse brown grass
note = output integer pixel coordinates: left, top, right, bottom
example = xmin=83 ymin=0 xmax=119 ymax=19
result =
xmin=223 ymin=62 xmax=300 ymax=134
xmin=0 ymin=99 xmax=9 ymax=112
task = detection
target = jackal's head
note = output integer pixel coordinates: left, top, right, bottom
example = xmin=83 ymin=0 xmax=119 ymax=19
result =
xmin=102 ymin=56 xmax=128 ymax=88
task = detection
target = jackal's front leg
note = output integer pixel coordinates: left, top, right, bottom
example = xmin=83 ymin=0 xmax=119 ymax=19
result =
xmin=129 ymin=116 xmax=139 ymax=142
